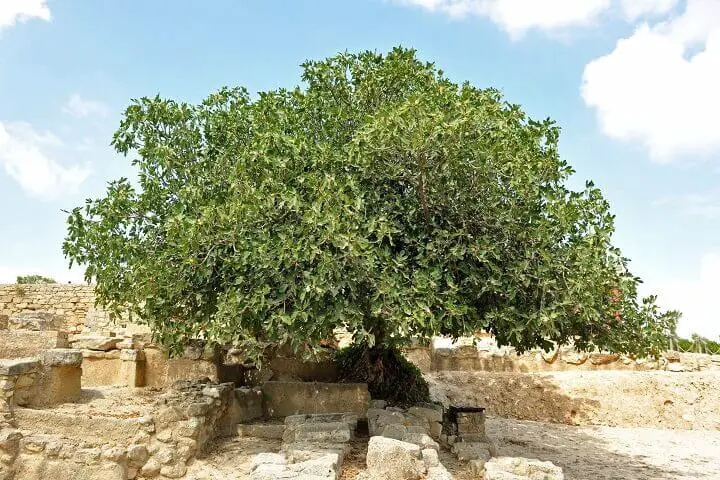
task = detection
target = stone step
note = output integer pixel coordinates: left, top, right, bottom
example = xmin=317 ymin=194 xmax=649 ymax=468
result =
xmin=283 ymin=421 xmax=352 ymax=444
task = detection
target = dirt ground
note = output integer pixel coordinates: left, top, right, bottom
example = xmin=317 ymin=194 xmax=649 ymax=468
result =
xmin=184 ymin=414 xmax=720 ymax=480
xmin=427 ymin=371 xmax=720 ymax=430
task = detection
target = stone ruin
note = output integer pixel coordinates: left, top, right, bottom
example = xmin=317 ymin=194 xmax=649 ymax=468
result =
xmin=0 ymin=284 xmax=577 ymax=479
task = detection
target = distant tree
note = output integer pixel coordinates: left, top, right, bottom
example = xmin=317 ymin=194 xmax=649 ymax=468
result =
xmin=16 ymin=275 xmax=57 ymax=284
xmin=63 ymin=48 xmax=679 ymax=385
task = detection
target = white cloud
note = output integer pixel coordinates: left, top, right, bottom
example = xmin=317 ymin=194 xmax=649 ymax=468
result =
xmin=620 ymin=0 xmax=680 ymax=20
xmin=645 ymin=252 xmax=720 ymax=339
xmin=582 ymin=0 xmax=720 ymax=160
xmin=0 ymin=0 xmax=51 ymax=30
xmin=395 ymin=0 xmax=612 ymax=37
xmin=63 ymin=94 xmax=110 ymax=118
xmin=654 ymin=191 xmax=720 ymax=218
xmin=0 ymin=121 xmax=91 ymax=199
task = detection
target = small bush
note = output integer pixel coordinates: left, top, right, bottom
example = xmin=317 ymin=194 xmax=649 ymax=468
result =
xmin=16 ymin=275 xmax=56 ymax=284
xmin=334 ymin=343 xmax=430 ymax=406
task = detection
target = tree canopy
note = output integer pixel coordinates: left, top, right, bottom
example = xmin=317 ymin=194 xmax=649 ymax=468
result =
xmin=63 ymin=47 xmax=678 ymax=361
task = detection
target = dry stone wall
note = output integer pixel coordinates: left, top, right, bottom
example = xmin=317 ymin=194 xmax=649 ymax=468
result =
xmin=0 ymin=284 xmax=96 ymax=334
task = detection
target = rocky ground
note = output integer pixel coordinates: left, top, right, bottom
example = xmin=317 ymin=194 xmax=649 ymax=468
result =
xmin=184 ymin=415 xmax=720 ymax=479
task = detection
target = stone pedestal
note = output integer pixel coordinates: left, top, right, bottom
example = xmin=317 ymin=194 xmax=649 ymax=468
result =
xmin=32 ymin=349 xmax=82 ymax=406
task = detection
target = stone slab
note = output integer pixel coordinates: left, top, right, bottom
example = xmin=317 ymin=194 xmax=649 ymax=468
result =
xmin=0 ymin=330 xmax=68 ymax=358
xmin=263 ymin=381 xmax=369 ymax=418
xmin=0 ymin=357 xmax=40 ymax=376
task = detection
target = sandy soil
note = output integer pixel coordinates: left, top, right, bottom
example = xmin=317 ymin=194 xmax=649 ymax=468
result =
xmin=486 ymin=416 xmax=720 ymax=480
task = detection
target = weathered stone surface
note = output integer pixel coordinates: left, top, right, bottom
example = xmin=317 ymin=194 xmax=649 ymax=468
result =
xmin=263 ymin=381 xmax=370 ymax=418
xmin=0 ymin=330 xmax=68 ymax=358
xmin=286 ymin=453 xmax=340 ymax=477
xmin=589 ymin=353 xmax=620 ymax=366
xmin=421 ymin=448 xmax=439 ymax=467
xmin=426 ymin=465 xmax=453 ymax=480
xmin=408 ymin=406 xmax=443 ymax=423
xmin=451 ymin=441 xmax=492 ymax=462
xmin=380 ymin=424 xmax=407 ymax=440
xmin=483 ymin=457 xmax=564 ymax=480
xmin=286 ymin=422 xmax=351 ymax=444
xmin=0 ymin=358 xmax=40 ymax=376
xmin=252 ymin=452 xmax=287 ymax=468
xmin=402 ymin=433 xmax=439 ymax=451
xmin=40 ymin=349 xmax=82 ymax=367
xmin=70 ymin=335 xmax=123 ymax=351
xmin=8 ymin=311 xmax=64 ymax=331
xmin=366 ymin=436 xmax=425 ymax=480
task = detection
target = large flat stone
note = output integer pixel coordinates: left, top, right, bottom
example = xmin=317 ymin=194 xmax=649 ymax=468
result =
xmin=263 ymin=381 xmax=369 ymax=418
xmin=41 ymin=349 xmax=83 ymax=367
xmin=0 ymin=358 xmax=40 ymax=376
xmin=366 ymin=436 xmax=425 ymax=480
xmin=285 ymin=422 xmax=352 ymax=444
xmin=0 ymin=330 xmax=68 ymax=358
xmin=70 ymin=335 xmax=122 ymax=351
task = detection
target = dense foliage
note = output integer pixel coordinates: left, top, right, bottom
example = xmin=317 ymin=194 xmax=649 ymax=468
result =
xmin=335 ymin=343 xmax=430 ymax=405
xmin=16 ymin=275 xmax=56 ymax=284
xmin=63 ymin=48 xmax=678 ymax=362
xmin=670 ymin=334 xmax=720 ymax=355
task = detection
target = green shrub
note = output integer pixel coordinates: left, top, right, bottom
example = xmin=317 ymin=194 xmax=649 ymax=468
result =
xmin=16 ymin=275 xmax=56 ymax=284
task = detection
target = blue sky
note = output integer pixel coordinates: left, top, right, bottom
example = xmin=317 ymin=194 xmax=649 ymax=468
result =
xmin=0 ymin=0 xmax=717 ymax=338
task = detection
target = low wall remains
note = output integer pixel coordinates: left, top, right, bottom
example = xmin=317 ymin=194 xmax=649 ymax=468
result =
xmin=262 ymin=381 xmax=370 ymax=418
xmin=404 ymin=339 xmax=720 ymax=374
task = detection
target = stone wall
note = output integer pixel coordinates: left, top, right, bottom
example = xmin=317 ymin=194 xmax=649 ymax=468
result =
xmin=404 ymin=338 xmax=720 ymax=374
xmin=0 ymin=284 xmax=96 ymax=334
xmin=0 ymin=379 xmax=259 ymax=480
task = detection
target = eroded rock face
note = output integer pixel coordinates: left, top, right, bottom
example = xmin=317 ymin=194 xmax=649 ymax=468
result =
xmin=70 ymin=336 xmax=123 ymax=351
xmin=483 ymin=457 xmax=564 ymax=480
xmin=365 ymin=436 xmax=425 ymax=480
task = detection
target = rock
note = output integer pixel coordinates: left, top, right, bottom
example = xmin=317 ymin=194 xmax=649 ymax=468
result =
xmin=380 ymin=424 xmax=407 ymax=440
xmin=70 ymin=335 xmax=123 ymax=351
xmin=140 ymin=459 xmax=161 ymax=477
xmin=408 ymin=406 xmax=443 ymax=423
xmin=8 ymin=311 xmax=64 ymax=331
xmin=366 ymin=436 xmax=425 ymax=480
xmin=286 ymin=453 xmax=340 ymax=477
xmin=0 ymin=358 xmax=40 ymax=376
xmin=421 ymin=448 xmax=439 ymax=468
xmin=667 ymin=362 xmax=690 ymax=372
xmin=40 ymin=349 xmax=83 ymax=367
xmin=589 ymin=353 xmax=620 ymax=366
xmin=160 ymin=462 xmax=188 ymax=478
xmin=402 ymin=433 xmax=439 ymax=451
xmin=251 ymin=452 xmax=287 ymax=469
xmin=371 ymin=400 xmax=388 ymax=409
xmin=426 ymin=465 xmax=454 ymax=480
xmin=451 ymin=442 xmax=492 ymax=462
xmin=484 ymin=457 xmax=564 ymax=480
xmin=469 ymin=459 xmax=486 ymax=476
xmin=285 ymin=421 xmax=351 ymax=444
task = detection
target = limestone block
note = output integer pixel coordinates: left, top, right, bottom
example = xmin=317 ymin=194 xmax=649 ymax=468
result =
xmin=402 ymin=433 xmax=439 ymax=451
xmin=408 ymin=405 xmax=443 ymax=423
xmin=0 ymin=358 xmax=40 ymax=376
xmin=262 ymin=381 xmax=369 ymax=418
xmin=41 ymin=349 xmax=82 ymax=367
xmin=70 ymin=335 xmax=122 ymax=351
xmin=251 ymin=452 xmax=287 ymax=469
xmin=451 ymin=441 xmax=492 ymax=462
xmin=380 ymin=424 xmax=407 ymax=440
xmin=366 ymin=436 xmax=425 ymax=480
xmin=286 ymin=453 xmax=340 ymax=477
xmin=0 ymin=330 xmax=68 ymax=358
xmin=483 ymin=457 xmax=564 ymax=480
xmin=285 ymin=421 xmax=351 ymax=444
xmin=8 ymin=311 xmax=64 ymax=331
